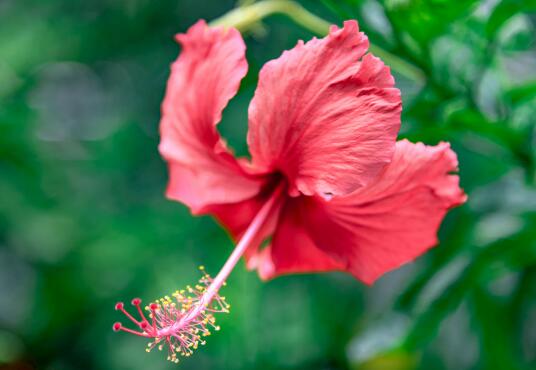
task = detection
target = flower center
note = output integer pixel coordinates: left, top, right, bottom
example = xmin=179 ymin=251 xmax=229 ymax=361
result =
xmin=113 ymin=183 xmax=284 ymax=363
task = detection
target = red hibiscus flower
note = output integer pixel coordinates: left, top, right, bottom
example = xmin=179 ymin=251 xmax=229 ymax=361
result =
xmin=114 ymin=19 xmax=466 ymax=362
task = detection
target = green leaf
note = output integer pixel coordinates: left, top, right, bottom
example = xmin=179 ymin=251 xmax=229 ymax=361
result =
xmin=470 ymin=288 xmax=525 ymax=370
xmin=486 ymin=0 xmax=536 ymax=39
xmin=383 ymin=0 xmax=480 ymax=48
xmin=402 ymin=220 xmax=536 ymax=350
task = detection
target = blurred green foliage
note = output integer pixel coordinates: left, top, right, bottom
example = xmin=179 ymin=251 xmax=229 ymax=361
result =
xmin=1 ymin=0 xmax=535 ymax=369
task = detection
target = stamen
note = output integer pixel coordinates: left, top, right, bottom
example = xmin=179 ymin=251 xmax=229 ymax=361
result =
xmin=113 ymin=268 xmax=230 ymax=363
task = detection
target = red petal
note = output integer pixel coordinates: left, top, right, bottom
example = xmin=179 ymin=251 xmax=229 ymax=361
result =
xmin=253 ymin=198 xmax=344 ymax=280
xmin=247 ymin=20 xmax=401 ymax=199
xmin=303 ymin=140 xmax=467 ymax=284
xmin=159 ymin=20 xmax=263 ymax=213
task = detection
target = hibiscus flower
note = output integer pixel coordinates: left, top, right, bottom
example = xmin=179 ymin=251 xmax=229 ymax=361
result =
xmin=113 ymin=19 xmax=466 ymax=362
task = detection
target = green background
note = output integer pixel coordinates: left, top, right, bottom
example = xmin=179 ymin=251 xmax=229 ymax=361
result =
xmin=1 ymin=0 xmax=536 ymax=369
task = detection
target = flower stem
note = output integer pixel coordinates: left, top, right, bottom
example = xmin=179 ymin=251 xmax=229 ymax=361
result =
xmin=211 ymin=0 xmax=329 ymax=36
xmin=210 ymin=0 xmax=425 ymax=83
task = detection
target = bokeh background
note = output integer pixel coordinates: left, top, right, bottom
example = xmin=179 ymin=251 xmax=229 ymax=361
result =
xmin=1 ymin=0 xmax=536 ymax=369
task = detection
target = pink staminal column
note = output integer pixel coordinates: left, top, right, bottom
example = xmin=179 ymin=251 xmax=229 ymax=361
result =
xmin=113 ymin=184 xmax=284 ymax=363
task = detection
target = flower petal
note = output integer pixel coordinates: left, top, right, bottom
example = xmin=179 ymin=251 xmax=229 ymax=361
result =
xmin=303 ymin=140 xmax=467 ymax=284
xmin=247 ymin=20 xmax=401 ymax=198
xmin=253 ymin=198 xmax=344 ymax=280
xmin=159 ymin=20 xmax=263 ymax=213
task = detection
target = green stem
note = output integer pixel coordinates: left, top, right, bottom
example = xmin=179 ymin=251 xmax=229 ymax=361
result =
xmin=210 ymin=0 xmax=425 ymax=83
